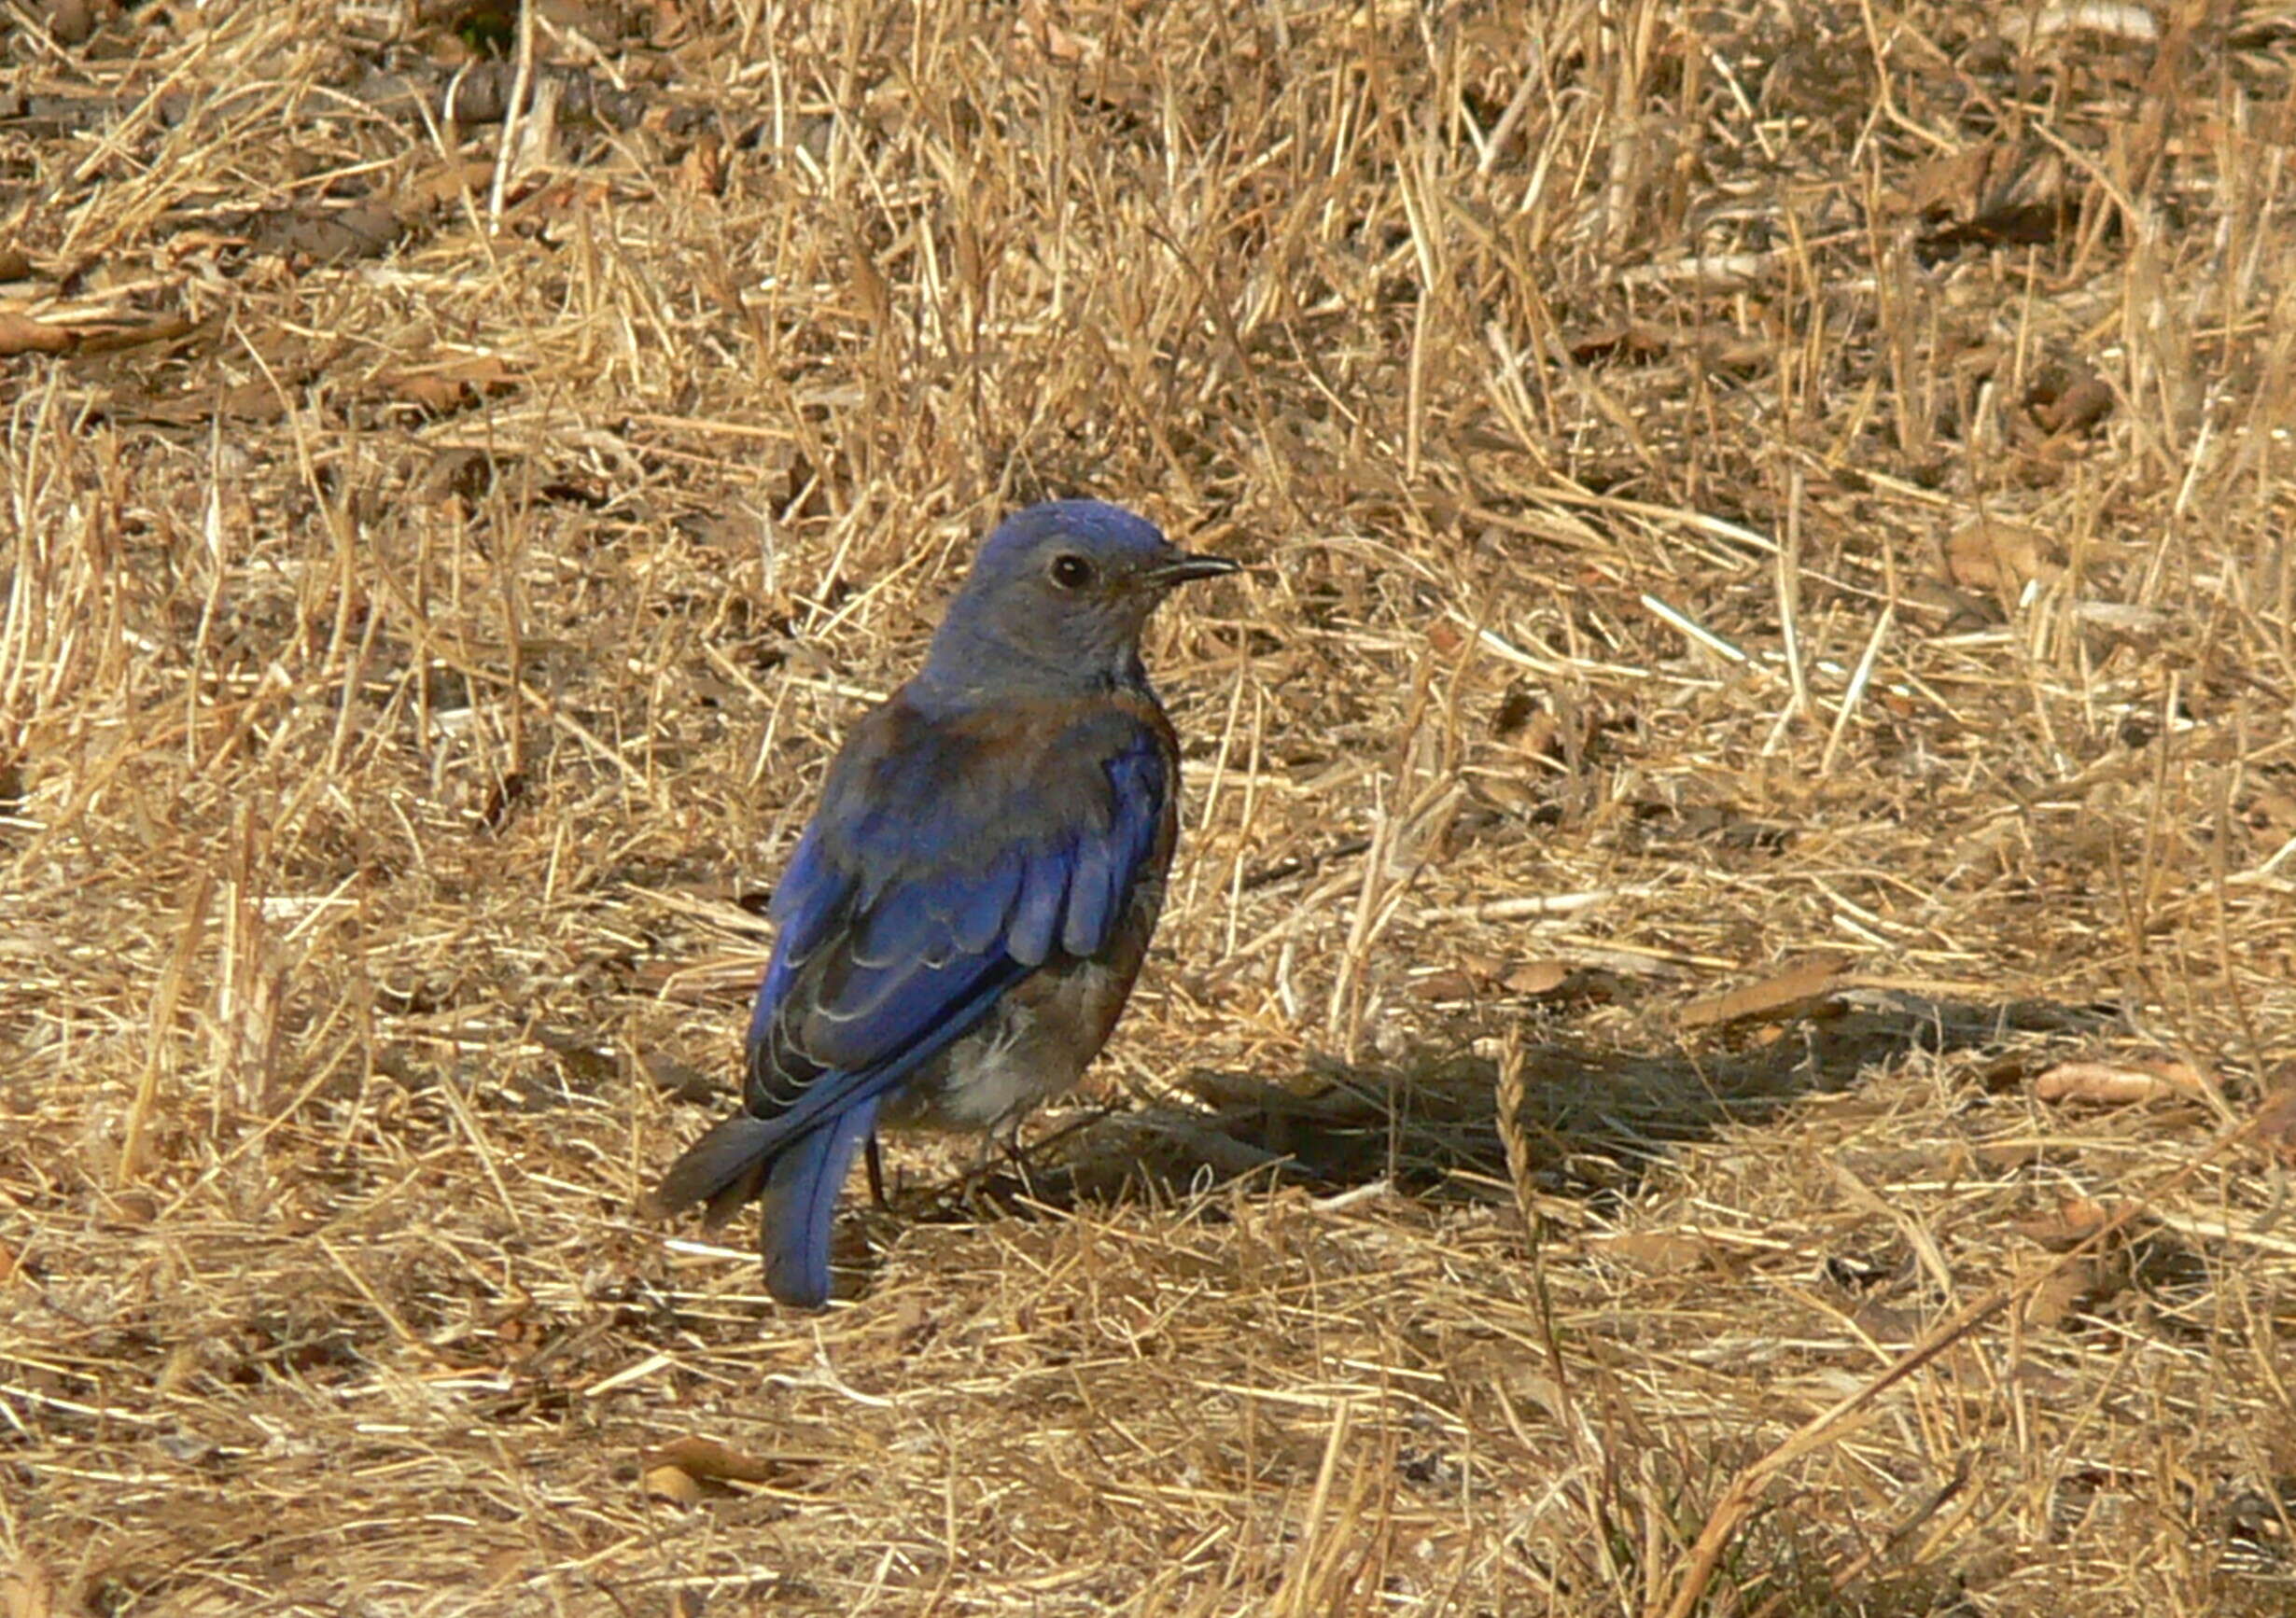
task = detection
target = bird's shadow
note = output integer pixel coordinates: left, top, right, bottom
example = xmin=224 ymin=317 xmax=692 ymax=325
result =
xmin=885 ymin=988 xmax=2116 ymax=1232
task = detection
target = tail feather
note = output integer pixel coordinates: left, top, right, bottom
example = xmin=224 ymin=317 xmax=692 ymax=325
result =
xmin=650 ymin=1113 xmax=781 ymax=1224
xmin=760 ymin=1099 xmax=881 ymax=1308
xmin=651 ymin=1103 xmax=882 ymax=1307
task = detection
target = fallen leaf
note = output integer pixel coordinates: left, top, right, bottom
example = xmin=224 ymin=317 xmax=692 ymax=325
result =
xmin=125 ymin=373 xmax=302 ymax=427
xmin=478 ymin=1547 xmax=528 ymax=1590
xmin=2001 ymin=2 xmax=2160 ymax=46
xmin=377 ymin=354 xmax=519 ymax=414
xmin=2012 ymin=1195 xmax=2119 ymax=1249
xmin=643 ymin=1436 xmax=768 ymax=1485
xmin=156 ymin=1342 xmax=200 ymax=1395
xmin=2029 ymin=368 xmax=2115 ymax=435
xmin=2242 ymin=786 xmax=2296 ymax=839
xmin=1946 ymin=517 xmax=2060 ymax=595
xmin=0 ymin=314 xmax=71 ymax=356
xmin=243 ymin=202 xmax=402 ymax=264
xmin=1916 ymin=149 xmax=2077 ymax=253
xmin=67 ymin=313 xmax=198 ymax=356
xmin=1569 ymin=321 xmax=1772 ymax=370
xmin=1568 ymin=323 xmax=1671 ymax=364
xmin=1678 ymin=953 xmax=1849 ymax=1030
xmin=2252 ymin=1085 xmax=2296 ymax=1165
xmin=2 ymin=1555 xmax=91 ymax=1618
xmin=2034 ymin=1058 xmax=2210 ymax=1107
xmin=1018 ymin=0 xmax=1105 ymax=64
xmin=402 ymin=160 xmax=497 ymax=214
xmin=1589 ymin=1230 xmax=1711 ymax=1274
xmin=1896 ymin=141 xmax=1998 ymax=217
xmin=647 ymin=0 xmax=692 ymax=47
xmin=1970 ymin=1139 xmax=2046 ymax=1172
xmin=1849 ymin=1299 xmax=1923 ymax=1343
xmin=641 ymin=1464 xmax=704 ymax=1507
xmin=640 ymin=1434 xmax=813 ymax=1487
xmin=2023 ymin=1260 xmax=2099 ymax=1329
xmin=678 ymin=131 xmax=726 ymax=198
xmin=1504 ymin=958 xmax=1571 ymax=997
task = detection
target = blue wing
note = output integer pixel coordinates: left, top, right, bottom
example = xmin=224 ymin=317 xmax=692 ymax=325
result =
xmin=652 ymin=697 xmax=1172 ymax=1305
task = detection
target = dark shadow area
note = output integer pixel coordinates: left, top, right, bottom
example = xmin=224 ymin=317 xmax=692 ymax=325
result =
xmin=899 ymin=989 xmax=2120 ymax=1224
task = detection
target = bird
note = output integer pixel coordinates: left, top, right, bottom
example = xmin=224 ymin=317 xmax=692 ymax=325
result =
xmin=651 ymin=499 xmax=1238 ymax=1306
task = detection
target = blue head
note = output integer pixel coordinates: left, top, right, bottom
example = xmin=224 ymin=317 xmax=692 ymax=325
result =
xmin=916 ymin=500 xmax=1237 ymax=700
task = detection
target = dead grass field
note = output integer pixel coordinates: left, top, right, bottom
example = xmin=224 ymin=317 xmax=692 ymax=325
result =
xmin=5 ymin=0 xmax=2296 ymax=1612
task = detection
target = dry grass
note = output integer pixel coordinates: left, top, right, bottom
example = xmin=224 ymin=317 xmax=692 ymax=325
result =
xmin=6 ymin=0 xmax=2296 ymax=1612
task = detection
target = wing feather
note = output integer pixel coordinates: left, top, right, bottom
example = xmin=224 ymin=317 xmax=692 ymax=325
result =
xmin=655 ymin=692 xmax=1177 ymax=1306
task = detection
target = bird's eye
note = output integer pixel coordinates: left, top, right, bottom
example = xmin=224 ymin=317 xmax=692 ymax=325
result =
xmin=1048 ymin=553 xmax=1096 ymax=590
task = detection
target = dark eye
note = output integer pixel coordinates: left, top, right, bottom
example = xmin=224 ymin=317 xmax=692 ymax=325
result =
xmin=1048 ymin=553 xmax=1095 ymax=590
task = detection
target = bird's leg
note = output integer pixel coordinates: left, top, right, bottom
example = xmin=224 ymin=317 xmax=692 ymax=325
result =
xmin=1006 ymin=1137 xmax=1038 ymax=1203
xmin=954 ymin=1119 xmax=1028 ymax=1207
xmin=994 ymin=1112 xmax=1036 ymax=1202
xmin=865 ymin=1130 xmax=888 ymax=1209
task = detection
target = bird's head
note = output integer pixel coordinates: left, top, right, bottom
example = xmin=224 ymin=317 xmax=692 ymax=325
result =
xmin=917 ymin=500 xmax=1237 ymax=700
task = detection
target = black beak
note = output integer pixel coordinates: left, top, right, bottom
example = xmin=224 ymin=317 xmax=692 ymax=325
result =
xmin=1149 ymin=551 xmax=1243 ymax=586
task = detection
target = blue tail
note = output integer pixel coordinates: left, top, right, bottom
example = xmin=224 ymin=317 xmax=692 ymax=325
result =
xmin=759 ymin=1099 xmax=882 ymax=1307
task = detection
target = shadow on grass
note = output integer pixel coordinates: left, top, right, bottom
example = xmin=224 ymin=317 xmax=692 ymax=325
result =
xmin=927 ymin=990 xmax=2115 ymax=1220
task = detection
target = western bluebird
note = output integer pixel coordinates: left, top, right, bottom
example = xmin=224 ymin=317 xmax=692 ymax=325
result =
xmin=652 ymin=500 xmax=1237 ymax=1306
